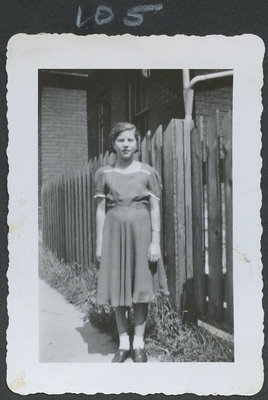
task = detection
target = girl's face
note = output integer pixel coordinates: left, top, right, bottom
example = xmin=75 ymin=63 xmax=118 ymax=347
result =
xmin=113 ymin=129 xmax=137 ymax=161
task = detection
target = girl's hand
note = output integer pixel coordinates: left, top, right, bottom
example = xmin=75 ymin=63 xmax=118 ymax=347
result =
xmin=148 ymin=242 xmax=161 ymax=263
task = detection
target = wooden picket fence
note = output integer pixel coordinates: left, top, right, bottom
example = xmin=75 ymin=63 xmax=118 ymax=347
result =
xmin=191 ymin=110 xmax=233 ymax=331
xmin=41 ymin=111 xmax=233 ymax=333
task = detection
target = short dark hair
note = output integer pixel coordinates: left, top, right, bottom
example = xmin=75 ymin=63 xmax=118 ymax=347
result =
xmin=109 ymin=122 xmax=140 ymax=151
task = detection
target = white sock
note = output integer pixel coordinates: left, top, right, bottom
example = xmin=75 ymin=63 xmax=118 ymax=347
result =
xmin=133 ymin=335 xmax=144 ymax=349
xmin=119 ymin=334 xmax=130 ymax=350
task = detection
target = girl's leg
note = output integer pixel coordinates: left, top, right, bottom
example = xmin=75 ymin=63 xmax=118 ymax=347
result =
xmin=133 ymin=303 xmax=148 ymax=349
xmin=115 ymin=306 xmax=130 ymax=350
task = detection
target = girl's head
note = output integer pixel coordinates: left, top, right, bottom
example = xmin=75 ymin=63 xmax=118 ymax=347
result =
xmin=109 ymin=122 xmax=140 ymax=152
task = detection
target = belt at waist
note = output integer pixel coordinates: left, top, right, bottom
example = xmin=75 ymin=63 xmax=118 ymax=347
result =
xmin=107 ymin=202 xmax=148 ymax=210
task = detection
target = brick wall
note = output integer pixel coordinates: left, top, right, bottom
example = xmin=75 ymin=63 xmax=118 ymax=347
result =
xmin=195 ymin=87 xmax=233 ymax=131
xmin=40 ymin=86 xmax=88 ymax=185
xmin=192 ymin=70 xmax=233 ymax=131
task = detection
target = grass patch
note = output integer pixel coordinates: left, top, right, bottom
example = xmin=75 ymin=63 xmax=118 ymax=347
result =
xmin=39 ymin=245 xmax=234 ymax=362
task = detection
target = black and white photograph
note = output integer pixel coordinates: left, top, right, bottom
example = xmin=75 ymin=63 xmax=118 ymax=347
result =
xmin=38 ymin=68 xmax=234 ymax=363
xmin=7 ymin=34 xmax=263 ymax=395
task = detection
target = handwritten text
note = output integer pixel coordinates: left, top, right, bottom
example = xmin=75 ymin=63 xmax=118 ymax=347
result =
xmin=76 ymin=4 xmax=163 ymax=28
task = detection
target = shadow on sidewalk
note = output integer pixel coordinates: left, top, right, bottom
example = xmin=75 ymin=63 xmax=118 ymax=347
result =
xmin=76 ymin=322 xmax=117 ymax=356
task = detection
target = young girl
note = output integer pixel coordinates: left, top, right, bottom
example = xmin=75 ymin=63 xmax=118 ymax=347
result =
xmin=94 ymin=122 xmax=169 ymax=363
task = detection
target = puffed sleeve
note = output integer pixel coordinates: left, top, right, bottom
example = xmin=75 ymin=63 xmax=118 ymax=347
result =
xmin=148 ymin=168 xmax=162 ymax=200
xmin=94 ymin=167 xmax=106 ymax=198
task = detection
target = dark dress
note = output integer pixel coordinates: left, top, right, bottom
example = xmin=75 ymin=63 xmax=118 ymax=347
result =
xmin=94 ymin=162 xmax=169 ymax=307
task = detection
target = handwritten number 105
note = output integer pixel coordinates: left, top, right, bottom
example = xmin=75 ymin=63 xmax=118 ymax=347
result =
xmin=76 ymin=4 xmax=163 ymax=28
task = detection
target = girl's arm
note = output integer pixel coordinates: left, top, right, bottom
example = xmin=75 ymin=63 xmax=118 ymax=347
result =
xmin=96 ymin=197 xmax=106 ymax=263
xmin=148 ymin=196 xmax=161 ymax=262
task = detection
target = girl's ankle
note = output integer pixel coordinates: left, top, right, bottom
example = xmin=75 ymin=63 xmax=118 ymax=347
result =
xmin=119 ymin=334 xmax=130 ymax=350
xmin=133 ymin=335 xmax=144 ymax=349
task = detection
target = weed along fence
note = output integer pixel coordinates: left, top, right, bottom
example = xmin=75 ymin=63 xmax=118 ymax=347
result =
xmin=41 ymin=112 xmax=233 ymax=333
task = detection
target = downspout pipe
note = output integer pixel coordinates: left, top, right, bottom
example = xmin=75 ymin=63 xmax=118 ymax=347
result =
xmin=183 ymin=70 xmax=233 ymax=122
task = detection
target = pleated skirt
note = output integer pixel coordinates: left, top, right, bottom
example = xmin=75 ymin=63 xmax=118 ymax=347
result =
xmin=96 ymin=204 xmax=169 ymax=307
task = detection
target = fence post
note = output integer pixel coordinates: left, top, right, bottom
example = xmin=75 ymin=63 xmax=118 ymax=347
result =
xmin=222 ymin=110 xmax=233 ymax=329
xmin=182 ymin=119 xmax=195 ymax=322
xmin=141 ymin=131 xmax=151 ymax=164
xmin=151 ymin=125 xmax=164 ymax=252
xmin=82 ymin=166 xmax=88 ymax=268
xmin=87 ymin=162 xmax=92 ymax=265
xmin=91 ymin=157 xmax=98 ymax=264
xmin=41 ymin=185 xmax=45 ymax=247
xmin=206 ymin=111 xmax=223 ymax=322
xmin=70 ymin=173 xmax=76 ymax=263
xmin=191 ymin=118 xmax=206 ymax=317
xmin=151 ymin=125 xmax=162 ymax=174
xmin=163 ymin=119 xmax=186 ymax=314
xmin=68 ymin=174 xmax=72 ymax=262
xmin=64 ymin=175 xmax=68 ymax=261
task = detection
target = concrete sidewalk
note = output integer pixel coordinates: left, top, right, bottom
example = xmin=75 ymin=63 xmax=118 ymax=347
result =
xmin=39 ymin=279 xmax=158 ymax=363
xmin=39 ymin=279 xmax=117 ymax=362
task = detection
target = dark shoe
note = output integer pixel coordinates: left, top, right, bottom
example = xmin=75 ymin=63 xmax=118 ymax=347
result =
xmin=112 ymin=349 xmax=130 ymax=363
xmin=131 ymin=348 xmax=147 ymax=363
